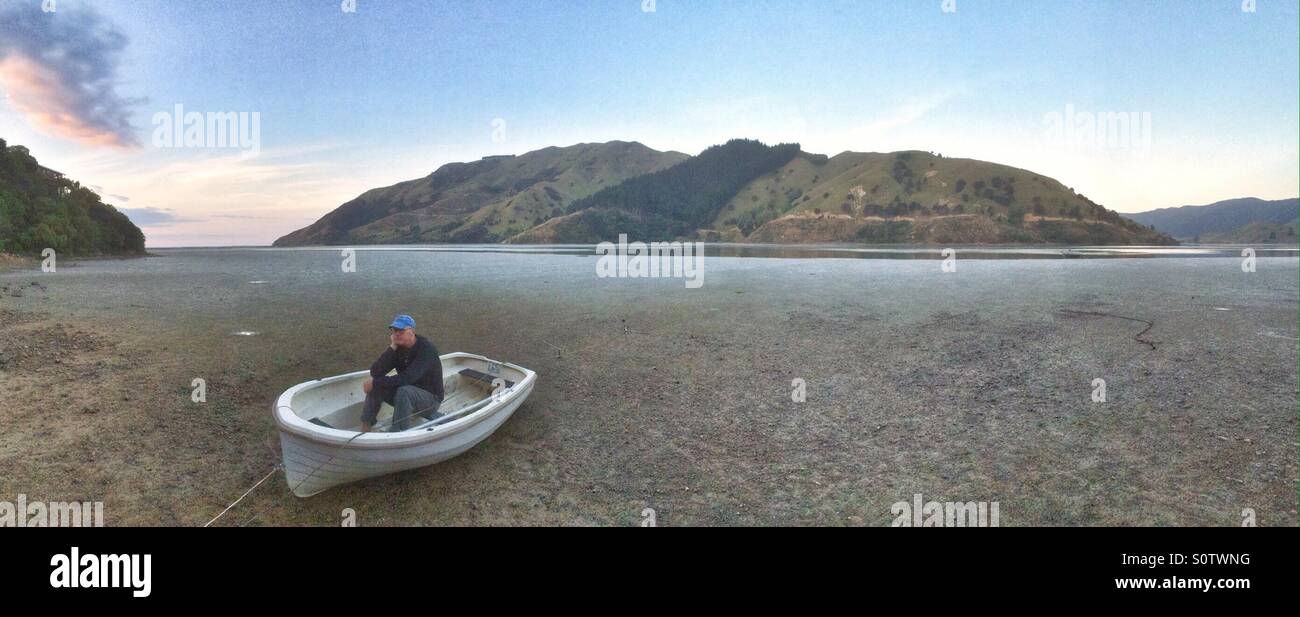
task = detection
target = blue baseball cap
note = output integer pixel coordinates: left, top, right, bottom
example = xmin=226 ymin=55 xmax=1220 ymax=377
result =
xmin=389 ymin=314 xmax=415 ymax=330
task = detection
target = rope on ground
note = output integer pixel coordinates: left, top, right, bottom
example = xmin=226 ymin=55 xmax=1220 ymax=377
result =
xmin=1058 ymin=309 xmax=1158 ymax=350
xmin=203 ymin=464 xmax=282 ymax=528
xmin=541 ymin=338 xmax=566 ymax=358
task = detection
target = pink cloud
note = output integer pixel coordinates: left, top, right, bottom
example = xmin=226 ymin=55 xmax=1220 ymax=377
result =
xmin=0 ymin=54 xmax=133 ymax=148
xmin=0 ymin=3 xmax=140 ymax=148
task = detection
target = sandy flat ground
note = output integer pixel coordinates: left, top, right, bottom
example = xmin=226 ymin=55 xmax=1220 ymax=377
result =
xmin=1 ymin=249 xmax=1296 ymax=526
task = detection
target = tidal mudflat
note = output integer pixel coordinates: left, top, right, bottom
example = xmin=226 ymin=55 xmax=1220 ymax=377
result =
xmin=1 ymin=247 xmax=1295 ymax=526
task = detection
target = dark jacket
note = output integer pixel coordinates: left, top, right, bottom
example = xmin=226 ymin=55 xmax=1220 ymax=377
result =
xmin=370 ymin=334 xmax=445 ymax=400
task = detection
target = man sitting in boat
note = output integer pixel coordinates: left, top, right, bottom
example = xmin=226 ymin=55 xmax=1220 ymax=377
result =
xmin=360 ymin=314 xmax=446 ymax=432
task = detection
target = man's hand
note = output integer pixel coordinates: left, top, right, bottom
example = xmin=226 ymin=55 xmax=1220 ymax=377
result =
xmin=363 ymin=378 xmax=373 ymax=394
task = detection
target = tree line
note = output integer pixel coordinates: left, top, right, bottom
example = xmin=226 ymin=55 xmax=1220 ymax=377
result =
xmin=0 ymin=138 xmax=145 ymax=256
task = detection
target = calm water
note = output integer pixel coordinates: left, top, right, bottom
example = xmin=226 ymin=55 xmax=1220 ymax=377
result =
xmin=7 ymin=246 xmax=1296 ymax=334
xmin=170 ymin=243 xmax=1300 ymax=260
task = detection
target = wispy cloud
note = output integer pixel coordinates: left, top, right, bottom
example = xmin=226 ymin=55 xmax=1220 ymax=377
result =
xmin=851 ymin=91 xmax=960 ymax=139
xmin=61 ymin=143 xmax=418 ymax=246
xmin=118 ymin=206 xmax=195 ymax=227
xmin=0 ymin=2 xmax=140 ymax=148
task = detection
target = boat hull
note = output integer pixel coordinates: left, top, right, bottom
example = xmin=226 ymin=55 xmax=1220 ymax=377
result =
xmin=274 ymin=353 xmax=535 ymax=497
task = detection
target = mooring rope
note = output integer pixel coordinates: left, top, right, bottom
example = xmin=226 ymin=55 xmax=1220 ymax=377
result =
xmin=203 ymin=465 xmax=281 ymax=527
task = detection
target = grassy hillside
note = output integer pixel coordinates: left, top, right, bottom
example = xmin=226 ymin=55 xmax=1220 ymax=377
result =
xmin=712 ymin=150 xmax=1169 ymax=244
xmin=515 ymin=139 xmax=801 ymax=241
xmin=0 ymin=138 xmax=144 ymax=256
xmin=283 ymin=138 xmax=1175 ymax=246
xmin=273 ymin=141 xmax=686 ymax=245
xmin=514 ymin=145 xmax=1170 ymax=245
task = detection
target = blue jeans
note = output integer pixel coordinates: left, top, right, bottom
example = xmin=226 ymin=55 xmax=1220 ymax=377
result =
xmin=361 ymin=384 xmax=443 ymax=431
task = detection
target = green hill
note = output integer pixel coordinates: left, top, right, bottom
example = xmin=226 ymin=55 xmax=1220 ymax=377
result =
xmin=280 ymin=138 xmax=1175 ymax=246
xmin=511 ymin=143 xmax=1173 ymax=245
xmin=512 ymin=139 xmax=800 ymax=242
xmin=273 ymin=141 xmax=687 ymax=246
xmin=711 ymin=149 xmax=1170 ymax=244
xmin=0 ymin=138 xmax=145 ymax=256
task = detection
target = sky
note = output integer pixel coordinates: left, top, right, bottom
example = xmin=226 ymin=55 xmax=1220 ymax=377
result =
xmin=1 ymin=0 xmax=1297 ymax=247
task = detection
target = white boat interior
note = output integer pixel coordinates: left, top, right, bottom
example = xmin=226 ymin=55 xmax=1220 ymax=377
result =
xmin=283 ymin=355 xmax=524 ymax=433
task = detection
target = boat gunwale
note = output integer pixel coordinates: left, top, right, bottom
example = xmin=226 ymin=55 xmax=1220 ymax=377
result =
xmin=273 ymin=352 xmax=536 ymax=450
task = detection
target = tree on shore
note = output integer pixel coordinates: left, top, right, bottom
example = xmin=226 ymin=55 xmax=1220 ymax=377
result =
xmin=1008 ymin=205 xmax=1027 ymax=227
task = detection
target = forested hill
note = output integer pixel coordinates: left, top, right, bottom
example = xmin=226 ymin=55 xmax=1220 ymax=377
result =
xmin=0 ymin=138 xmax=145 ymax=256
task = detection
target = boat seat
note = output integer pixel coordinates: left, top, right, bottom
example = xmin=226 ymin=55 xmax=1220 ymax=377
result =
xmin=458 ymin=368 xmax=514 ymax=389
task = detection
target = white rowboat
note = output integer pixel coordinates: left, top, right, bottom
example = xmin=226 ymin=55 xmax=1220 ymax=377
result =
xmin=273 ymin=352 xmax=536 ymax=497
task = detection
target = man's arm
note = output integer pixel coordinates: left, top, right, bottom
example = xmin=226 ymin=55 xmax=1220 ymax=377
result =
xmin=370 ymin=347 xmax=397 ymax=379
xmin=373 ymin=341 xmax=436 ymax=389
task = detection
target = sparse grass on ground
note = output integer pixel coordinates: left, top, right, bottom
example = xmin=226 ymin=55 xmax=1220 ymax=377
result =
xmin=1 ymin=251 xmax=1295 ymax=526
